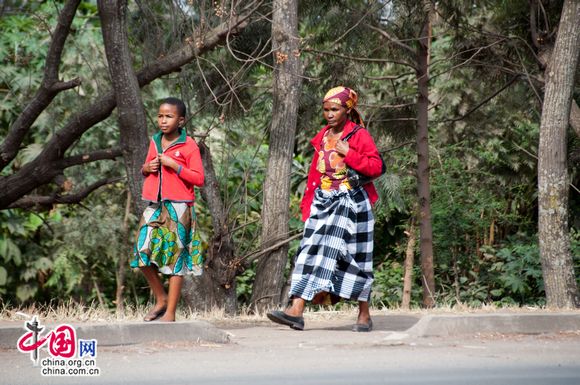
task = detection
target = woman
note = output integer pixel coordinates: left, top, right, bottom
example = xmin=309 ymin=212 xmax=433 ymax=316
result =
xmin=267 ymin=86 xmax=383 ymax=331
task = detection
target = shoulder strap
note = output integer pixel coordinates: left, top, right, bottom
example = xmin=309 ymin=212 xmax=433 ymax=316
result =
xmin=343 ymin=125 xmax=363 ymax=142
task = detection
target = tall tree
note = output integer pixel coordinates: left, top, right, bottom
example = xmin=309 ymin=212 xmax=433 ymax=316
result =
xmin=415 ymin=2 xmax=435 ymax=307
xmin=98 ymin=0 xmax=148 ymax=213
xmin=537 ymin=0 xmax=579 ymax=308
xmin=251 ymin=0 xmax=303 ymax=310
xmin=182 ymin=141 xmax=239 ymax=314
xmin=370 ymin=0 xmax=436 ymax=307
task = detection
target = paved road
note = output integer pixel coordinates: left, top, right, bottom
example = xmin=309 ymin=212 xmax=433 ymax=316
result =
xmin=2 ymin=314 xmax=580 ymax=385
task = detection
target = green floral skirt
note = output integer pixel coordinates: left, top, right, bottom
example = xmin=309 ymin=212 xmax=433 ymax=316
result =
xmin=131 ymin=201 xmax=203 ymax=276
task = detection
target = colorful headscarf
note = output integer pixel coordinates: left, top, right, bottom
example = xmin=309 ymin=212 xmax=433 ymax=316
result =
xmin=323 ymin=86 xmax=358 ymax=109
xmin=322 ymin=86 xmax=364 ymax=126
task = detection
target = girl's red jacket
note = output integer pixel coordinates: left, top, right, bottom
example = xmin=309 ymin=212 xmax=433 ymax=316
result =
xmin=300 ymin=120 xmax=382 ymax=221
xmin=141 ymin=130 xmax=204 ymax=203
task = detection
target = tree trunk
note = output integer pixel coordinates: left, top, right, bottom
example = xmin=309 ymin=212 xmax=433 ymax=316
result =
xmin=537 ymin=0 xmax=580 ymax=309
xmin=416 ymin=8 xmax=435 ymax=308
xmin=181 ymin=141 xmax=238 ymax=314
xmin=401 ymin=218 xmax=416 ymax=310
xmin=98 ymin=0 xmax=148 ymax=214
xmin=250 ymin=0 xmax=302 ymax=311
xmin=115 ymin=189 xmax=131 ymax=314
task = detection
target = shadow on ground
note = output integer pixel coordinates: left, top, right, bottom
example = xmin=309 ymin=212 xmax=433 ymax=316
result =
xmin=309 ymin=315 xmax=421 ymax=332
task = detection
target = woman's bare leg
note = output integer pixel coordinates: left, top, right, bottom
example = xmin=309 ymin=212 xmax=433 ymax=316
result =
xmin=285 ymin=297 xmax=306 ymax=318
xmin=357 ymin=301 xmax=371 ymax=324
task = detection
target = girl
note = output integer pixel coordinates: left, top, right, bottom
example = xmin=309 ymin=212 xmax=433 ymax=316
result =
xmin=267 ymin=86 xmax=383 ymax=331
xmin=131 ymin=97 xmax=204 ymax=322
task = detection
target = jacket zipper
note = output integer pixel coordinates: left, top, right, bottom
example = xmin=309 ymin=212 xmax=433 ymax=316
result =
xmin=158 ymin=140 xmax=183 ymax=202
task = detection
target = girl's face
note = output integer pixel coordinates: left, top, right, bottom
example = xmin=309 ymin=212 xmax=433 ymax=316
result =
xmin=323 ymin=101 xmax=350 ymax=130
xmin=157 ymin=103 xmax=184 ymax=136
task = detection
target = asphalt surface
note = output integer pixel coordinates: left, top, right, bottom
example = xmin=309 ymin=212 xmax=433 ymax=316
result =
xmin=2 ymin=311 xmax=580 ymax=385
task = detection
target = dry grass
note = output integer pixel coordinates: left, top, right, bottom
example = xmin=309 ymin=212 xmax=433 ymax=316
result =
xmin=1 ymin=300 xmax=578 ymax=325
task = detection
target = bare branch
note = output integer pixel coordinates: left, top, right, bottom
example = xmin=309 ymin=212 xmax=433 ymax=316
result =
xmin=529 ymin=0 xmax=541 ymax=50
xmin=374 ymin=117 xmax=417 ymax=122
xmin=435 ymin=75 xmax=519 ymax=123
xmin=363 ymin=73 xmax=415 ymax=80
xmin=361 ymin=102 xmax=415 ymax=109
xmin=368 ymin=24 xmax=415 ymax=54
xmin=379 ymin=141 xmax=415 ymax=153
xmin=50 ymin=77 xmax=82 ymax=92
xmin=332 ymin=2 xmax=389 ymax=48
xmin=56 ymin=148 xmax=123 ymax=169
xmin=8 ymin=177 xmax=123 ymax=210
xmin=429 ymin=39 xmax=507 ymax=81
xmin=303 ymin=48 xmax=417 ymax=70
xmin=515 ymin=48 xmax=543 ymax=105
xmin=513 ymin=143 xmax=580 ymax=194
xmin=243 ymin=232 xmax=302 ymax=264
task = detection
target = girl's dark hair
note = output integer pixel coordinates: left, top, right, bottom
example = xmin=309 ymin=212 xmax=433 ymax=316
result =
xmin=160 ymin=97 xmax=186 ymax=117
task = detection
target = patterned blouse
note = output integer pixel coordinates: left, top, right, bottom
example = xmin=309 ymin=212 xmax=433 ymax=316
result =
xmin=317 ymin=130 xmax=351 ymax=191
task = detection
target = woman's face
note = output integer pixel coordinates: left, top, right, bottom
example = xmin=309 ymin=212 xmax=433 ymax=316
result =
xmin=323 ymin=101 xmax=349 ymax=130
xmin=157 ymin=103 xmax=184 ymax=136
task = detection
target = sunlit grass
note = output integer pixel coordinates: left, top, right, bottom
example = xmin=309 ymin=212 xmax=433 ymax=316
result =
xmin=1 ymin=299 xmax=576 ymax=325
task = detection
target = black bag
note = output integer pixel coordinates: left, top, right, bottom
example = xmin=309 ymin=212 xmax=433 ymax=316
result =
xmin=343 ymin=126 xmax=386 ymax=188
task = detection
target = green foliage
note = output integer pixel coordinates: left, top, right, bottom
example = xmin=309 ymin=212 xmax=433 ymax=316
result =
xmin=371 ymin=261 xmax=423 ymax=308
xmin=0 ymin=209 xmax=56 ymax=302
xmin=44 ymin=187 xmax=136 ymax=306
xmin=236 ymin=263 xmax=256 ymax=305
xmin=474 ymin=235 xmax=544 ymax=306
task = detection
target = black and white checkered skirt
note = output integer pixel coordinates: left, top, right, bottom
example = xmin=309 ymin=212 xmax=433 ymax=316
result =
xmin=289 ymin=187 xmax=374 ymax=302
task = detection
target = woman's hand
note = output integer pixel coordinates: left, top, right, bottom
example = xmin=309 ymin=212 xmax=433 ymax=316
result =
xmin=335 ymin=140 xmax=350 ymax=156
xmin=157 ymin=153 xmax=179 ymax=172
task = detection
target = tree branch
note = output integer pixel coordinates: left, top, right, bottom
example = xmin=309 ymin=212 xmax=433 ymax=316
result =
xmin=435 ymin=75 xmax=520 ymax=123
xmin=379 ymin=141 xmax=415 ymax=153
xmin=8 ymin=177 xmax=123 ymax=210
xmin=303 ymin=48 xmax=418 ymax=70
xmin=50 ymin=77 xmax=82 ymax=92
xmin=56 ymin=147 xmax=123 ymax=169
xmin=529 ymin=0 xmax=541 ymax=50
xmin=367 ymin=24 xmax=415 ymax=54
xmin=363 ymin=73 xmax=415 ymax=81
xmin=361 ymin=102 xmax=415 ymax=109
xmin=243 ymin=232 xmax=302 ymax=264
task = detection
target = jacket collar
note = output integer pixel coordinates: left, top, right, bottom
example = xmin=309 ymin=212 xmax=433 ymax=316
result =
xmin=153 ymin=129 xmax=187 ymax=153
xmin=311 ymin=120 xmax=357 ymax=147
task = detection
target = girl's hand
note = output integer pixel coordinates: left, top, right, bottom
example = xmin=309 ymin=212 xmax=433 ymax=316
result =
xmin=157 ymin=153 xmax=179 ymax=171
xmin=148 ymin=157 xmax=160 ymax=173
xmin=335 ymin=140 xmax=349 ymax=156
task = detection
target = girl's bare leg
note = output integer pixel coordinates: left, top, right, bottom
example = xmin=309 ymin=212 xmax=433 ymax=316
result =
xmin=158 ymin=275 xmax=183 ymax=322
xmin=141 ymin=266 xmax=168 ymax=320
